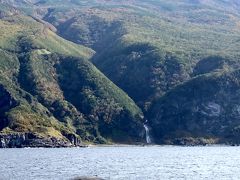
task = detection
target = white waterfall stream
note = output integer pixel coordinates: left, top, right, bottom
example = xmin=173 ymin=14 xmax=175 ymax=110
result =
xmin=143 ymin=123 xmax=152 ymax=144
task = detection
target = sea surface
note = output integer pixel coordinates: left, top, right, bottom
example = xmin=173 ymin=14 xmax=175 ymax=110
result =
xmin=0 ymin=146 xmax=240 ymax=180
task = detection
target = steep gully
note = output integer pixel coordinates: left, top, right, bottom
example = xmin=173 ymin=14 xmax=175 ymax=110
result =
xmin=33 ymin=12 xmax=155 ymax=145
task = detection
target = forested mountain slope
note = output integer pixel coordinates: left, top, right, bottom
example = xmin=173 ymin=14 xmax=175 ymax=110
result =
xmin=34 ymin=0 xmax=240 ymax=108
xmin=1 ymin=0 xmax=240 ymax=146
xmin=0 ymin=5 xmax=144 ymax=147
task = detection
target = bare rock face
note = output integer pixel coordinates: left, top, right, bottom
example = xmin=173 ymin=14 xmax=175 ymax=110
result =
xmin=0 ymin=133 xmax=28 ymax=148
xmin=66 ymin=134 xmax=82 ymax=146
xmin=0 ymin=133 xmax=84 ymax=148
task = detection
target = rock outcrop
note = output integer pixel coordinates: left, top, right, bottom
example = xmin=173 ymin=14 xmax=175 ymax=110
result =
xmin=0 ymin=133 xmax=84 ymax=148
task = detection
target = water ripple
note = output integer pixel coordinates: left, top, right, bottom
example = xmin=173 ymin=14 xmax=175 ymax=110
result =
xmin=0 ymin=146 xmax=240 ymax=180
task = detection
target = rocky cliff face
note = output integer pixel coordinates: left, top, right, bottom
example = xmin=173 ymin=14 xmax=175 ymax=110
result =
xmin=0 ymin=133 xmax=83 ymax=148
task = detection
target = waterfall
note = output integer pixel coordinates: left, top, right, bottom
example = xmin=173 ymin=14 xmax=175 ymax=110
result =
xmin=143 ymin=123 xmax=152 ymax=144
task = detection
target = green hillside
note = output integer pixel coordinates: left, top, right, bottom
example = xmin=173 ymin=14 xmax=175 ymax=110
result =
xmin=0 ymin=7 xmax=144 ymax=147
xmin=149 ymin=69 xmax=240 ymax=145
xmin=36 ymin=0 xmax=240 ymax=109
xmin=1 ymin=0 xmax=240 ymax=146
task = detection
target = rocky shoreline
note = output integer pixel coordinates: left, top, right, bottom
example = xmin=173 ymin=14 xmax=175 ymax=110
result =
xmin=1 ymin=133 xmax=239 ymax=148
xmin=0 ymin=133 xmax=85 ymax=148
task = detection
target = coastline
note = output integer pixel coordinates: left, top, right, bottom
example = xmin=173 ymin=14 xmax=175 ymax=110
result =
xmin=1 ymin=132 xmax=239 ymax=148
xmin=0 ymin=142 xmax=238 ymax=149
